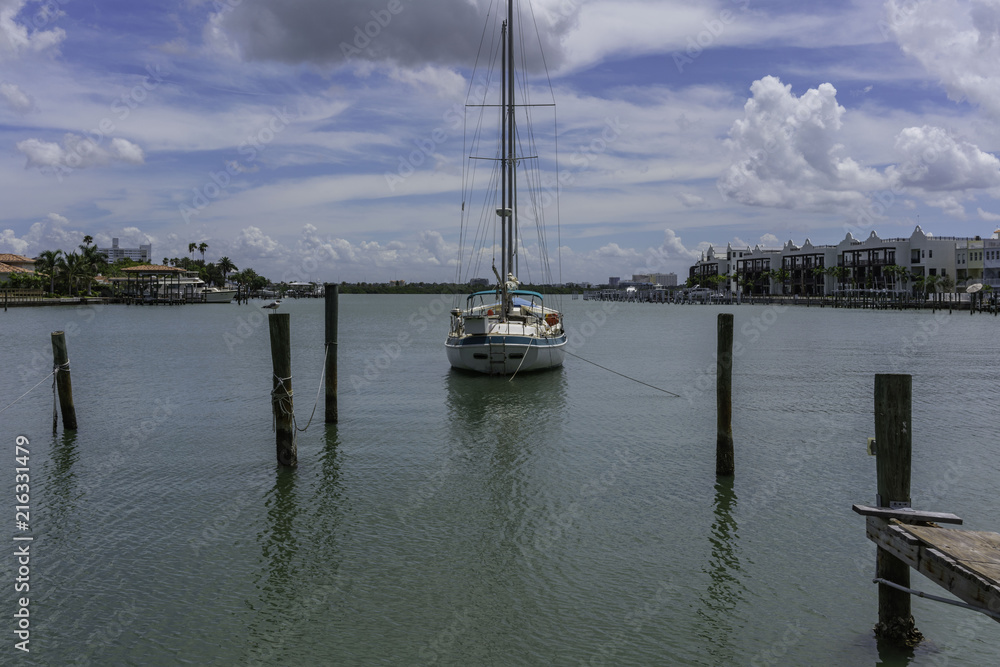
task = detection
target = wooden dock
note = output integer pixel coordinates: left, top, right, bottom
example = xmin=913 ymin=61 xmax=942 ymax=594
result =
xmin=856 ymin=374 xmax=1000 ymax=647
xmin=855 ymin=505 xmax=1000 ymax=622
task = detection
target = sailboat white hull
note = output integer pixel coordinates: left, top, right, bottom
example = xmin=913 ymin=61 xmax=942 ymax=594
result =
xmin=446 ymin=333 xmax=566 ymax=375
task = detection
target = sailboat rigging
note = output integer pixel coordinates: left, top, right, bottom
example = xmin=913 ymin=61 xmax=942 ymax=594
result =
xmin=445 ymin=0 xmax=567 ymax=375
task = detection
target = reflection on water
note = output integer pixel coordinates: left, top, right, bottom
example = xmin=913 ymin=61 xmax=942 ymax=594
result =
xmin=46 ymin=430 xmax=79 ymax=525
xmin=698 ymin=477 xmax=745 ymax=664
xmin=4 ymin=297 xmax=1000 ymax=664
xmin=247 ymin=467 xmax=300 ymax=652
xmin=444 ymin=367 xmax=568 ymax=431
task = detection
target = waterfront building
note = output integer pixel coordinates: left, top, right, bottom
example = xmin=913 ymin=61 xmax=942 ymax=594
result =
xmin=698 ymin=226 xmax=974 ymax=296
xmin=98 ymin=238 xmax=151 ymax=263
xmin=983 ymin=230 xmax=1000 ymax=289
xmin=634 ymin=272 xmax=678 ymax=287
xmin=781 ymin=239 xmax=837 ymax=295
xmin=734 ymin=245 xmax=782 ymax=295
xmin=608 ymin=277 xmax=620 ymax=288
xmin=0 ymin=254 xmax=36 ymax=282
xmin=689 ymin=243 xmax=747 ymax=291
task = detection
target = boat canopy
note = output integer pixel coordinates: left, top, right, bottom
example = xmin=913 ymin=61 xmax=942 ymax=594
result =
xmin=466 ymin=289 xmax=546 ymax=302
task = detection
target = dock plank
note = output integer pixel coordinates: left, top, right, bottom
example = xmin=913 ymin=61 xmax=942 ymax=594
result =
xmin=852 ymin=503 xmax=963 ymax=525
xmin=865 ymin=517 xmax=1000 ymax=621
xmin=903 ymin=524 xmax=1000 ymax=586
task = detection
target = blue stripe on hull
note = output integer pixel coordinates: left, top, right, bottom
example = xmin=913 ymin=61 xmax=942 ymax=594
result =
xmin=448 ymin=335 xmax=565 ymax=347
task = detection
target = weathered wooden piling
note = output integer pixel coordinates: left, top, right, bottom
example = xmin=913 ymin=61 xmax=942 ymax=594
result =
xmin=50 ymin=331 xmax=78 ymax=430
xmin=873 ymin=373 xmax=921 ymax=645
xmin=268 ymin=313 xmax=297 ymax=466
xmin=716 ymin=313 xmax=735 ymax=476
xmin=324 ymin=283 xmax=339 ymax=424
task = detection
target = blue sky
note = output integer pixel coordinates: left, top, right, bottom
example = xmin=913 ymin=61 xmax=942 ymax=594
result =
xmin=4 ymin=0 xmax=1000 ymax=284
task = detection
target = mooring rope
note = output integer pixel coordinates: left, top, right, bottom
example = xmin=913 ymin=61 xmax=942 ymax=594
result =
xmin=269 ymin=344 xmax=329 ymax=433
xmin=563 ymin=350 xmax=681 ymax=398
xmin=0 ymin=370 xmax=56 ymax=416
xmin=508 ymin=343 xmax=531 ymax=382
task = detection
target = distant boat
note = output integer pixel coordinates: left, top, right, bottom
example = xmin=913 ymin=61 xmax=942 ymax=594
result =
xmin=444 ymin=0 xmax=566 ymax=375
xmin=201 ymin=286 xmax=237 ymax=303
xmin=262 ymin=299 xmax=281 ymax=310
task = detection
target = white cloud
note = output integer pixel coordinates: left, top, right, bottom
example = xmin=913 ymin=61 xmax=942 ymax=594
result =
xmin=234 ymin=226 xmax=281 ymax=257
xmin=977 ymin=207 xmax=1000 ymax=221
xmin=718 ymin=75 xmax=887 ymax=211
xmin=16 ymin=134 xmax=145 ymax=171
xmin=677 ymin=192 xmax=704 ymax=207
xmin=0 ymin=0 xmax=65 ymax=60
xmin=885 ymin=0 xmax=1000 ymax=116
xmin=0 ymin=228 xmax=29 ymax=254
xmin=0 ymin=80 xmax=32 ymax=112
xmin=759 ymin=233 xmax=780 ymax=246
xmin=887 ymin=125 xmax=1000 ymax=191
xmin=110 ymin=137 xmax=146 ymax=164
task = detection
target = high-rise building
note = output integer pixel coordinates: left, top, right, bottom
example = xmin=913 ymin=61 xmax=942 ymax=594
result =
xmin=98 ymin=238 xmax=151 ymax=263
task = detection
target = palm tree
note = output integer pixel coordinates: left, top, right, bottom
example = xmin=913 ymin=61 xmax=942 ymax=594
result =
xmin=56 ymin=252 xmax=85 ymax=296
xmin=35 ymin=249 xmax=62 ymax=294
xmin=188 ymin=242 xmax=197 ymax=260
xmin=938 ymin=275 xmax=955 ymax=305
xmin=218 ymin=256 xmax=237 ymax=287
xmin=77 ymin=244 xmax=107 ymax=295
xmin=82 ymin=235 xmax=93 ymax=247
xmin=882 ymin=264 xmax=910 ymax=292
xmin=767 ymin=267 xmax=790 ymax=295
xmin=198 ymin=242 xmax=208 ymax=264
xmin=163 ymin=257 xmax=170 ymax=266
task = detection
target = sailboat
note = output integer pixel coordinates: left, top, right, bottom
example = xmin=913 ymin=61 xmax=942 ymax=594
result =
xmin=445 ymin=0 xmax=568 ymax=375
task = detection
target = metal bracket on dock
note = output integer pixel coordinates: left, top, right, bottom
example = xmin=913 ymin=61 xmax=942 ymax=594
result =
xmin=874 ymin=494 xmax=912 ymax=510
xmin=872 ymin=578 xmax=1000 ymax=621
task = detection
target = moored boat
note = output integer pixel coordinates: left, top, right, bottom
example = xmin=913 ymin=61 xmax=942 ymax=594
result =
xmin=445 ymin=0 xmax=567 ymax=375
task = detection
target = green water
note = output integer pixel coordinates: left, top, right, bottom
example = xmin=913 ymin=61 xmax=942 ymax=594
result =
xmin=1 ymin=295 xmax=998 ymax=665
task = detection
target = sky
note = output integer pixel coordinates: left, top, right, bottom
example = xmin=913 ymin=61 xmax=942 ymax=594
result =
xmin=4 ymin=0 xmax=1000 ymax=285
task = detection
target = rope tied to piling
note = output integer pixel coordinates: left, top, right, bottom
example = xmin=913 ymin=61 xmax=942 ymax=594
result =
xmin=269 ymin=344 xmax=329 ymax=433
xmin=270 ymin=374 xmax=295 ymax=433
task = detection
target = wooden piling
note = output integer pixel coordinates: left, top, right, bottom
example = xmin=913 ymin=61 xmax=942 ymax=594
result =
xmin=873 ymin=373 xmax=921 ymax=645
xmin=716 ymin=313 xmax=735 ymax=476
xmin=268 ymin=313 xmax=297 ymax=466
xmin=50 ymin=331 xmax=78 ymax=430
xmin=324 ymin=283 xmax=339 ymax=424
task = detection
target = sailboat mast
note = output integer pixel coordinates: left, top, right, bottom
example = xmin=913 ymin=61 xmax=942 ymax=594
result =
xmin=500 ymin=19 xmax=508 ymax=291
xmin=506 ymin=0 xmax=515 ymax=282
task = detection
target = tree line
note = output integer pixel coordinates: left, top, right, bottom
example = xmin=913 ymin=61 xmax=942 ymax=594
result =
xmin=10 ymin=236 xmax=268 ymax=297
